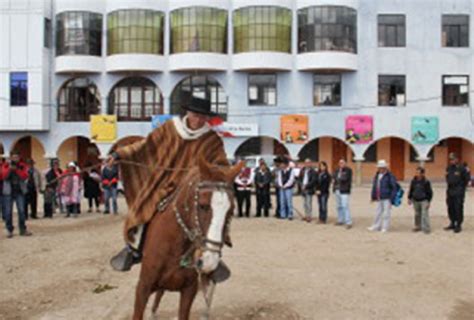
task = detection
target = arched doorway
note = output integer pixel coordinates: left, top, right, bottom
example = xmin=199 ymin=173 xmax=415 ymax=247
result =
xmin=109 ymin=136 xmax=144 ymax=153
xmin=10 ymin=136 xmax=48 ymax=170
xmin=57 ymin=136 xmax=101 ymax=169
xmin=108 ymin=77 xmax=163 ymax=121
xmin=234 ymin=136 xmax=289 ymax=159
xmin=298 ymin=137 xmax=354 ymax=173
xmin=57 ymin=77 xmax=101 ymax=122
xmin=170 ymin=75 xmax=227 ymax=120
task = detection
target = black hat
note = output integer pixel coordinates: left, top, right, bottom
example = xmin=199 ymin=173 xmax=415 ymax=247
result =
xmin=180 ymin=91 xmax=217 ymax=116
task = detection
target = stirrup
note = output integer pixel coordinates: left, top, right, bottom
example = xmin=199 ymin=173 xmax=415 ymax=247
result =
xmin=209 ymin=261 xmax=231 ymax=283
xmin=110 ymin=247 xmax=140 ymax=272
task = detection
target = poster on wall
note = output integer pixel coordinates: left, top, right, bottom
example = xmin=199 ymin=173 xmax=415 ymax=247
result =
xmin=208 ymin=117 xmax=259 ymax=137
xmin=345 ymin=115 xmax=373 ymax=144
xmin=151 ymin=115 xmax=173 ymax=130
xmin=411 ymin=116 xmax=439 ymax=144
xmin=90 ymin=115 xmax=117 ymax=143
xmin=280 ymin=115 xmax=308 ymax=144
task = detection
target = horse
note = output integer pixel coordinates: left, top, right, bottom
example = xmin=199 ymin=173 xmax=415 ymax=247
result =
xmin=131 ymin=157 xmax=243 ymax=320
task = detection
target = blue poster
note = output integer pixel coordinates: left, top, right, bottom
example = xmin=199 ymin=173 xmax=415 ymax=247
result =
xmin=151 ymin=115 xmax=173 ymax=130
xmin=411 ymin=117 xmax=439 ymax=144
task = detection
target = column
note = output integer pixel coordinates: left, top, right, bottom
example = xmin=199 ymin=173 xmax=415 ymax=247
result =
xmin=353 ymin=157 xmax=364 ymax=186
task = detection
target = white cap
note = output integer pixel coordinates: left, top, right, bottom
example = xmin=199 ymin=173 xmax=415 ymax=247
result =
xmin=377 ymin=160 xmax=388 ymax=168
xmin=68 ymin=162 xmax=76 ymax=168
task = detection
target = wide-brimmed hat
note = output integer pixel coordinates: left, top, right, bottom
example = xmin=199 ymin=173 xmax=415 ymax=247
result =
xmin=180 ymin=91 xmax=217 ymax=116
xmin=377 ymin=159 xmax=388 ymax=168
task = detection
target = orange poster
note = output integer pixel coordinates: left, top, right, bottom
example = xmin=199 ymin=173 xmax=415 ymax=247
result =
xmin=280 ymin=115 xmax=308 ymax=144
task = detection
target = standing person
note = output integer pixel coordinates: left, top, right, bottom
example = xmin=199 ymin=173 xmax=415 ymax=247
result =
xmin=0 ymin=156 xmax=5 ymax=221
xmin=25 ymin=159 xmax=41 ymax=219
xmin=1 ymin=152 xmax=32 ymax=238
xmin=45 ymin=159 xmax=63 ymax=214
xmin=368 ymin=160 xmax=397 ymax=233
xmin=102 ymin=161 xmax=119 ymax=215
xmin=254 ymin=161 xmax=272 ymax=217
xmin=300 ymin=159 xmax=318 ymax=222
xmin=333 ymin=159 xmax=353 ymax=229
xmin=445 ymin=153 xmax=470 ymax=233
xmin=42 ymin=182 xmax=55 ymax=218
xmin=234 ymin=165 xmax=254 ymax=217
xmin=58 ymin=163 xmax=81 ymax=218
xmin=272 ymin=157 xmax=283 ymax=218
xmin=316 ymin=161 xmax=331 ymax=224
xmin=83 ymin=168 xmax=101 ymax=213
xmin=408 ymin=167 xmax=433 ymax=234
xmin=277 ymin=157 xmax=295 ymax=220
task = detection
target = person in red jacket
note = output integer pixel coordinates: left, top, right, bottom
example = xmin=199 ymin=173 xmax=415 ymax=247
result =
xmin=1 ymin=152 xmax=32 ymax=238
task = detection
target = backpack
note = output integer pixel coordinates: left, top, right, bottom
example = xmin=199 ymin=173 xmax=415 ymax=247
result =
xmin=392 ymin=182 xmax=404 ymax=207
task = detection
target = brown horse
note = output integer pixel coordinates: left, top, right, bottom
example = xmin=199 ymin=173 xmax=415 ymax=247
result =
xmin=132 ymin=157 xmax=243 ymax=320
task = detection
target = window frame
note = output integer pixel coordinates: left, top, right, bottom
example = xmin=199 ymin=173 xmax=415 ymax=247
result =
xmin=313 ymin=73 xmax=342 ymax=106
xmin=377 ymin=14 xmax=406 ymax=47
xmin=442 ymin=14 xmax=469 ymax=48
xmin=10 ymin=72 xmax=28 ymax=107
xmin=442 ymin=75 xmax=469 ymax=107
xmin=378 ymin=74 xmax=406 ymax=107
xmin=248 ymin=73 xmax=278 ymax=106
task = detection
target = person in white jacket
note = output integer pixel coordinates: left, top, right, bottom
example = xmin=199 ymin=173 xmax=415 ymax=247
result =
xmin=234 ymin=165 xmax=254 ymax=217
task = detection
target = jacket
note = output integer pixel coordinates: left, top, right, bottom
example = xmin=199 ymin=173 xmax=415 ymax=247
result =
xmin=235 ymin=168 xmax=254 ymax=191
xmin=27 ymin=167 xmax=42 ymax=192
xmin=408 ymin=177 xmax=433 ymax=202
xmin=45 ymin=168 xmax=63 ymax=190
xmin=300 ymin=167 xmax=318 ymax=195
xmin=317 ymin=171 xmax=332 ymax=194
xmin=333 ymin=167 xmax=352 ymax=194
xmin=254 ymin=169 xmax=272 ymax=190
xmin=278 ymin=168 xmax=295 ymax=189
xmin=102 ymin=165 xmax=119 ymax=189
xmin=1 ymin=161 xmax=29 ymax=196
xmin=446 ymin=164 xmax=470 ymax=197
xmin=371 ymin=171 xmax=397 ymax=201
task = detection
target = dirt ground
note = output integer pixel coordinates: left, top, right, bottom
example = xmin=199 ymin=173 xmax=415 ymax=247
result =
xmin=0 ymin=185 xmax=473 ymax=320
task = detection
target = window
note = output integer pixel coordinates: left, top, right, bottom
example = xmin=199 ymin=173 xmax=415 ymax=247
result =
xmin=170 ymin=75 xmax=227 ymax=119
xmin=57 ymin=78 xmax=101 ymax=121
xmin=378 ymin=75 xmax=406 ymax=106
xmin=378 ymin=15 xmax=405 ymax=47
xmin=233 ymin=6 xmax=292 ymax=53
xmin=44 ymin=18 xmax=52 ymax=48
xmin=363 ymin=143 xmax=377 ymax=162
xmin=108 ymin=77 xmax=163 ymax=121
xmin=313 ymin=74 xmax=341 ymax=106
xmin=170 ymin=7 xmax=227 ymax=54
xmin=55 ymin=11 xmax=103 ymax=56
xmin=248 ymin=74 xmax=277 ymax=106
xmin=442 ymin=15 xmax=469 ymax=47
xmin=298 ymin=6 xmax=357 ymax=53
xmin=442 ymin=75 xmax=469 ymax=106
xmin=107 ymin=10 xmax=164 ymax=55
xmin=10 ymin=72 xmax=28 ymax=106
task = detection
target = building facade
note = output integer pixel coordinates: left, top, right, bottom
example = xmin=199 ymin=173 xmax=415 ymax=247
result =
xmin=0 ymin=0 xmax=473 ymax=182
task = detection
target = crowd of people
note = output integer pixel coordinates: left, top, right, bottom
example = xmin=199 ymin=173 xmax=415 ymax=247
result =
xmin=0 ymin=152 xmax=121 ymax=238
xmin=234 ymin=152 xmax=471 ymax=234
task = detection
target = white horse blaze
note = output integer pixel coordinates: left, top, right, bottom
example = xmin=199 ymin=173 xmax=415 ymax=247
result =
xmin=200 ymin=190 xmax=230 ymax=274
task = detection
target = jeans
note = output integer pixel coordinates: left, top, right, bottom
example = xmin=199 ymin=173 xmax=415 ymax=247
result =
xmin=372 ymin=199 xmax=392 ymax=231
xmin=303 ymin=193 xmax=313 ymax=218
xmin=104 ymin=187 xmax=118 ymax=214
xmin=3 ymin=193 xmax=27 ymax=233
xmin=413 ymin=200 xmax=430 ymax=232
xmin=279 ymin=188 xmax=293 ymax=219
xmin=335 ymin=190 xmax=352 ymax=225
xmin=317 ymin=193 xmax=329 ymax=222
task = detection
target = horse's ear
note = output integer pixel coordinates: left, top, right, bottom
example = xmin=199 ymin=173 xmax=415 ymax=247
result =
xmin=226 ymin=161 xmax=245 ymax=182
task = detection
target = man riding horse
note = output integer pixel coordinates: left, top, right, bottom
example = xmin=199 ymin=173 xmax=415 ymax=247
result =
xmin=108 ymin=94 xmax=229 ymax=274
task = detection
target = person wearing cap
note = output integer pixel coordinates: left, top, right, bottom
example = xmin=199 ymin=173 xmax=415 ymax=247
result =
xmin=299 ymin=159 xmax=318 ymax=222
xmin=445 ymin=153 xmax=470 ymax=233
xmin=408 ymin=167 xmax=433 ymax=234
xmin=277 ymin=157 xmax=296 ymax=220
xmin=1 ymin=152 xmax=31 ymax=238
xmin=108 ymin=94 xmax=229 ymax=272
xmin=333 ymin=159 xmax=353 ymax=229
xmin=25 ymin=159 xmax=42 ymax=219
xmin=368 ymin=160 xmax=398 ymax=233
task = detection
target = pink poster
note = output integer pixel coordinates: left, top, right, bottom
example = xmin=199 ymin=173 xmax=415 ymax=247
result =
xmin=345 ymin=116 xmax=373 ymax=144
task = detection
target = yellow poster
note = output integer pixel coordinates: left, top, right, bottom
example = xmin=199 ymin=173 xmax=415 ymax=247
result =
xmin=90 ymin=115 xmax=117 ymax=143
xmin=280 ymin=115 xmax=308 ymax=144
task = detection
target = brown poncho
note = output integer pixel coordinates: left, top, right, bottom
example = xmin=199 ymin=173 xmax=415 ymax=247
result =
xmin=116 ymin=117 xmax=228 ymax=243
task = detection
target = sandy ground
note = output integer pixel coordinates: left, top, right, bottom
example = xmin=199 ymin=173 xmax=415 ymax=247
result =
xmin=0 ymin=185 xmax=473 ymax=320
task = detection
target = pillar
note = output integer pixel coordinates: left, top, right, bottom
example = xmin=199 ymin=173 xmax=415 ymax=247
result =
xmin=353 ymin=157 xmax=364 ymax=186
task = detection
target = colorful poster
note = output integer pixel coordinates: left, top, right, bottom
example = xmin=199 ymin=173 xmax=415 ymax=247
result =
xmin=90 ymin=115 xmax=117 ymax=143
xmin=280 ymin=115 xmax=308 ymax=144
xmin=411 ymin=117 xmax=439 ymax=144
xmin=151 ymin=115 xmax=173 ymax=130
xmin=345 ymin=115 xmax=373 ymax=144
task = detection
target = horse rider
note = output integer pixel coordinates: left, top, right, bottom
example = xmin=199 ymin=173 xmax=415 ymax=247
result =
xmin=108 ymin=93 xmax=229 ymax=272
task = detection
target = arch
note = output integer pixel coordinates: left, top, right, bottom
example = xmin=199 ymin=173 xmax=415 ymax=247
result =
xmin=57 ymin=77 xmax=101 ymax=122
xmin=56 ymin=136 xmax=101 ymax=169
xmin=170 ymin=75 xmax=228 ymax=120
xmin=10 ymin=135 xmax=48 ymax=170
xmin=108 ymin=77 xmax=163 ymax=121
xmin=109 ymin=136 xmax=145 ymax=154
xmin=427 ymin=137 xmax=474 ymax=165
xmin=234 ymin=136 xmax=289 ymax=158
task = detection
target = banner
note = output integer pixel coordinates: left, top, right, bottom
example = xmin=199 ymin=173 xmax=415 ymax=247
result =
xmin=90 ymin=115 xmax=117 ymax=143
xmin=280 ymin=115 xmax=308 ymax=144
xmin=151 ymin=115 xmax=173 ymax=130
xmin=411 ymin=117 xmax=439 ymax=144
xmin=345 ymin=115 xmax=373 ymax=144
xmin=208 ymin=117 xmax=259 ymax=137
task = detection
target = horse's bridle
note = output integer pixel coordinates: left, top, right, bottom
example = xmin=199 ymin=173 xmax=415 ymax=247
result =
xmin=173 ymin=180 xmax=234 ymax=268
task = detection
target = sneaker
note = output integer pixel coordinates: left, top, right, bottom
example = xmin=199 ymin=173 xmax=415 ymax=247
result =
xmin=444 ymin=224 xmax=455 ymax=231
xmin=367 ymin=226 xmax=379 ymax=232
xmin=334 ymin=222 xmax=344 ymax=226
xmin=412 ymin=227 xmax=421 ymax=232
xmin=20 ymin=230 xmax=32 ymax=237
xmin=381 ymin=229 xmax=388 ymax=233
